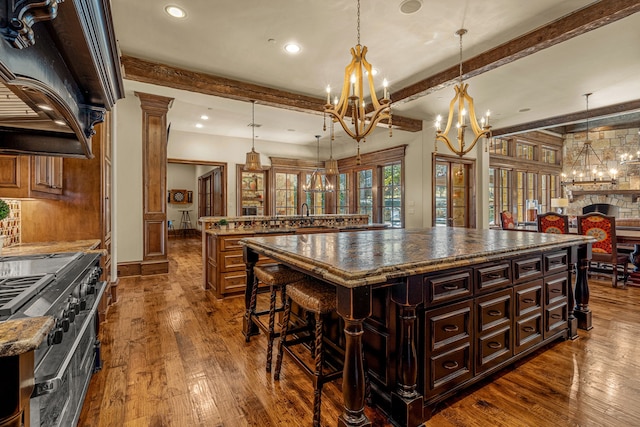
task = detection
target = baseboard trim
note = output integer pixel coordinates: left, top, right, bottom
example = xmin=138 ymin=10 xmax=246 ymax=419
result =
xmin=117 ymin=259 xmax=169 ymax=277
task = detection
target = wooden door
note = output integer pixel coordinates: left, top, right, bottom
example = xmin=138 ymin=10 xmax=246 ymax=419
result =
xmin=433 ymin=155 xmax=476 ymax=228
xmin=213 ymin=167 xmax=223 ymax=216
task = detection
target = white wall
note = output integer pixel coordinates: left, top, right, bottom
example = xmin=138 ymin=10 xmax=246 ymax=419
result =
xmin=114 ymin=93 xmax=143 ymax=263
xmin=167 ymin=163 xmax=198 ymax=231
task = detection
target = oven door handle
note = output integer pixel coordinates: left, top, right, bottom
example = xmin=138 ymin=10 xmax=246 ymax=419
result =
xmin=33 ymin=281 xmax=107 ymax=397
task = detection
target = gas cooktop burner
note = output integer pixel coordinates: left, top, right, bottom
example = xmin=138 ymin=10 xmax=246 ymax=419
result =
xmin=0 ymin=274 xmax=54 ymax=316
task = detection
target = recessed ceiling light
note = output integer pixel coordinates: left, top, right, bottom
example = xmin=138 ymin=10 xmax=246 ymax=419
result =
xmin=284 ymin=43 xmax=301 ymax=54
xmin=200 ymin=114 xmax=209 ymax=120
xmin=399 ymin=0 xmax=422 ymax=14
xmin=165 ymin=5 xmax=186 ymax=19
xmin=195 ymin=123 xmax=203 ymax=128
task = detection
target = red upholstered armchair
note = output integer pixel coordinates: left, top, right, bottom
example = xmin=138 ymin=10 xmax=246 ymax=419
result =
xmin=537 ymin=212 xmax=569 ymax=234
xmin=577 ymin=212 xmax=628 ymax=288
xmin=500 ymin=211 xmax=517 ymax=230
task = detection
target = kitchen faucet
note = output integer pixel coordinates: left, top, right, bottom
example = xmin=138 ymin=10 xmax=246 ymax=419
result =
xmin=301 ymin=203 xmax=309 ymax=217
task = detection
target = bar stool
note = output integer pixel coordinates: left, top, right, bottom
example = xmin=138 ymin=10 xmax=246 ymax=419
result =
xmin=179 ymin=210 xmax=193 ymax=237
xmin=246 ymin=263 xmax=306 ymax=372
xmin=274 ymin=278 xmax=342 ymax=427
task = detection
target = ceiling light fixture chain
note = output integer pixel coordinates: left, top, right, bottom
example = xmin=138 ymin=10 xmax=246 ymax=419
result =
xmin=561 ymin=93 xmax=617 ymax=186
xmin=434 ymin=29 xmax=491 ymax=157
xmin=323 ymin=0 xmax=392 ymax=159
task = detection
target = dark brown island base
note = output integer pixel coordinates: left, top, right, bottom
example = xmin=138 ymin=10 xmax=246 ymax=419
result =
xmin=241 ymin=228 xmax=594 ymax=427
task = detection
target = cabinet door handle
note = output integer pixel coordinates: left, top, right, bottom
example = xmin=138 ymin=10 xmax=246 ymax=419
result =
xmin=443 ymin=325 xmax=459 ymax=332
xmin=522 ymin=326 xmax=535 ymax=332
xmin=443 ymin=361 xmax=459 ymax=370
xmin=551 ymin=313 xmax=562 ymax=320
xmin=488 ymin=309 xmax=502 ymax=317
xmin=487 ymin=342 xmax=501 ymax=349
xmin=523 ymin=298 xmax=534 ymax=303
xmin=443 ymin=284 xmax=459 ymax=290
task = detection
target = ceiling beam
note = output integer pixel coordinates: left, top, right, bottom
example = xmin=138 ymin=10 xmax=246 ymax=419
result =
xmin=491 ymin=99 xmax=640 ymax=137
xmin=392 ymin=0 xmax=640 ymax=105
xmin=121 ymin=55 xmax=423 ymax=133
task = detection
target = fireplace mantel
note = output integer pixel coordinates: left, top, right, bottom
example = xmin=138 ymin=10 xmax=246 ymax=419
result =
xmin=570 ymin=189 xmax=640 ymax=202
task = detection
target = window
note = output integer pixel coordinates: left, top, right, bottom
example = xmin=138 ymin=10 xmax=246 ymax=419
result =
xmin=357 ymin=169 xmax=373 ymax=222
xmin=541 ymin=147 xmax=558 ymax=165
xmin=381 ymin=163 xmax=402 ymax=228
xmin=489 ymin=138 xmax=509 ymax=156
xmin=274 ymin=172 xmax=298 ymax=215
xmin=516 ymin=142 xmax=535 ymax=160
xmin=489 ymin=168 xmax=511 ymax=226
xmin=337 ymin=173 xmax=350 ymax=214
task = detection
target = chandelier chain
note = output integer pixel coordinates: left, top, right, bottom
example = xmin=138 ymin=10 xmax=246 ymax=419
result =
xmin=251 ymin=100 xmax=256 ymax=150
xmin=356 ymin=0 xmax=360 ymax=45
xmin=458 ymin=31 xmax=463 ymax=85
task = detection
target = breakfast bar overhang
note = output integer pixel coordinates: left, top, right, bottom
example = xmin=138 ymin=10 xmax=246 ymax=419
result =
xmin=241 ymin=228 xmax=594 ymax=427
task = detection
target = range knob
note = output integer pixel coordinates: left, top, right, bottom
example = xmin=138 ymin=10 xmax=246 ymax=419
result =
xmin=48 ymin=328 xmax=63 ymax=345
xmin=60 ymin=317 xmax=70 ymax=332
xmin=69 ymin=297 xmax=80 ymax=314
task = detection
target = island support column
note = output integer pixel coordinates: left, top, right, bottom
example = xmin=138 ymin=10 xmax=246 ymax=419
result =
xmin=574 ymin=243 xmax=593 ymax=330
xmin=390 ymin=276 xmax=424 ymax=427
xmin=336 ymin=286 xmax=372 ymax=427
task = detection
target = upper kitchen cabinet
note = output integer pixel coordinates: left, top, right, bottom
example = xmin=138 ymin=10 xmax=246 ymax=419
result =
xmin=0 ymin=0 xmax=124 ymax=158
xmin=31 ymin=155 xmax=63 ymax=197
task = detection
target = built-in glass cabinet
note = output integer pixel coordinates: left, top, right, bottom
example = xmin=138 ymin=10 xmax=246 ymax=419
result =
xmin=238 ymin=167 xmax=267 ymax=216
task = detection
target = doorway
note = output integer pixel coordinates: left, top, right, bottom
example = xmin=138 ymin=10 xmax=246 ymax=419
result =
xmin=433 ymin=154 xmax=476 ymax=228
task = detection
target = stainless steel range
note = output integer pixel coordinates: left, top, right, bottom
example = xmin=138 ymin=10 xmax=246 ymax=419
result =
xmin=0 ymin=252 xmax=106 ymax=427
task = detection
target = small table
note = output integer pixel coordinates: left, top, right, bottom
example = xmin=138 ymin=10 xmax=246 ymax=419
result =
xmin=614 ymin=229 xmax=640 ymax=285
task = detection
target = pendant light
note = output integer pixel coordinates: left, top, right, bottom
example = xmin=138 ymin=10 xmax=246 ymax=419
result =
xmin=324 ymin=119 xmax=339 ymax=175
xmin=304 ymin=136 xmax=334 ymax=193
xmin=244 ymin=100 xmax=262 ymax=171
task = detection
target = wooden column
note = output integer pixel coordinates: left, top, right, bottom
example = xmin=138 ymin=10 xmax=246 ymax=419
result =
xmin=136 ymin=92 xmax=173 ymax=275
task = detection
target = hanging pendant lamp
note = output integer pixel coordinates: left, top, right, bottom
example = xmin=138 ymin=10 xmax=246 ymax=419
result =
xmin=244 ymin=100 xmax=262 ymax=171
xmin=304 ymin=136 xmax=334 ymax=193
xmin=324 ymin=119 xmax=339 ymax=175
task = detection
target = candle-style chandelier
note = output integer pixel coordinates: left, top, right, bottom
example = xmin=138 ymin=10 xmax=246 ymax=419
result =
xmin=620 ymin=131 xmax=640 ymax=166
xmin=435 ymin=29 xmax=491 ymax=157
xmin=303 ymin=135 xmax=334 ymax=193
xmin=323 ymin=0 xmax=392 ymax=164
xmin=561 ymin=93 xmax=618 ymax=186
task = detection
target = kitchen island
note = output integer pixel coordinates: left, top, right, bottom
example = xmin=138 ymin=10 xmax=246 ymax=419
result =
xmin=241 ymin=228 xmax=594 ymax=427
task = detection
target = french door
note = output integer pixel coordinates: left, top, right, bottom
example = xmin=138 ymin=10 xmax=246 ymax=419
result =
xmin=433 ymin=155 xmax=475 ymax=228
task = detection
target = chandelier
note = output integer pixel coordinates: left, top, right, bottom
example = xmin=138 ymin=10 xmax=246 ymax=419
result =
xmin=620 ymin=131 xmax=640 ymax=166
xmin=304 ymin=135 xmax=334 ymax=193
xmin=323 ymin=0 xmax=392 ymax=164
xmin=324 ymin=118 xmax=339 ymax=175
xmin=435 ymin=29 xmax=491 ymax=157
xmin=561 ymin=93 xmax=617 ymax=186
xmin=244 ymin=100 xmax=262 ymax=171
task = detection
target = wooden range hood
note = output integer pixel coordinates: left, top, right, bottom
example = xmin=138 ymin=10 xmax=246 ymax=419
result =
xmin=0 ymin=0 xmax=123 ymax=158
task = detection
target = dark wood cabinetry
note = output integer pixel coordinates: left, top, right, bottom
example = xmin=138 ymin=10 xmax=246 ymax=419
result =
xmin=0 ymin=155 xmax=64 ymax=199
xmin=365 ymin=248 xmax=573 ymax=421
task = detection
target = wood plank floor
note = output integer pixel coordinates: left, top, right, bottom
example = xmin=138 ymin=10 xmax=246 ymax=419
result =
xmin=78 ymin=236 xmax=640 ymax=426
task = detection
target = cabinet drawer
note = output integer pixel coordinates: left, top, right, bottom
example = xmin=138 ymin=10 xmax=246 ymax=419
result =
xmin=425 ymin=342 xmax=472 ymax=399
xmin=514 ymin=280 xmax=543 ymax=318
xmin=513 ymin=255 xmax=543 ymax=283
xmin=545 ymin=273 xmax=569 ymax=306
xmin=222 ymin=252 xmax=245 ymax=272
xmin=221 ymin=236 xmax=248 ymax=251
xmin=425 ymin=300 xmax=473 ymax=352
xmin=514 ymin=313 xmax=543 ymax=354
xmin=545 ymin=302 xmax=568 ymax=338
xmin=544 ymin=250 xmax=569 ymax=275
xmin=424 ymin=270 xmax=472 ymax=305
xmin=220 ymin=271 xmax=249 ymax=295
xmin=476 ymin=325 xmax=512 ymax=374
xmin=475 ymin=262 xmax=511 ymax=294
xmin=476 ymin=288 xmax=511 ymax=334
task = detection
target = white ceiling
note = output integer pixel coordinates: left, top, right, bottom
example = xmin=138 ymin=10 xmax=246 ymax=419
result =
xmin=111 ymin=0 xmax=640 ymax=147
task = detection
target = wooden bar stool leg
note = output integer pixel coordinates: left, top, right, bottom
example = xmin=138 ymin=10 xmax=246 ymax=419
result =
xmin=266 ymin=285 xmax=278 ymax=373
xmin=274 ymin=296 xmax=291 ymax=381
xmin=313 ymin=312 xmax=324 ymax=427
xmin=245 ymin=275 xmax=259 ymax=343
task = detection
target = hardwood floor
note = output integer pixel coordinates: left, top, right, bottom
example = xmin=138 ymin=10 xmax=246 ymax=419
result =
xmin=78 ymin=236 xmax=640 ymax=426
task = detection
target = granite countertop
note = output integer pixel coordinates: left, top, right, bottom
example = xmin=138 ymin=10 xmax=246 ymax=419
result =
xmin=241 ymin=228 xmax=595 ymax=288
xmin=206 ymin=223 xmax=388 ymax=236
xmin=0 ymin=317 xmax=55 ymax=357
xmin=1 ymin=239 xmax=103 ymax=257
